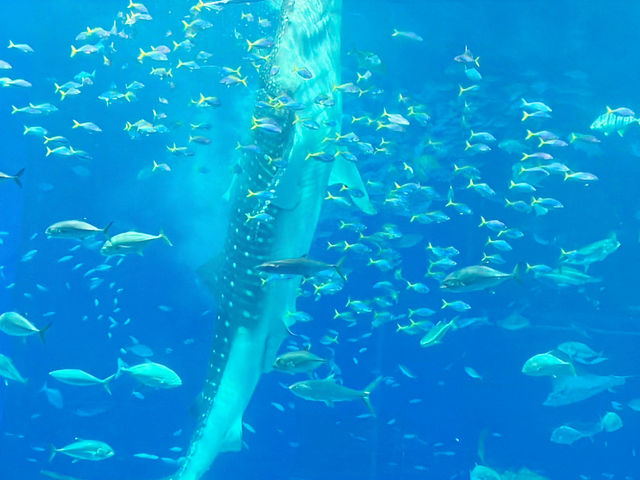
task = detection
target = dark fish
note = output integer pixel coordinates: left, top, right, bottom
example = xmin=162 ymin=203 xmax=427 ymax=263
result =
xmin=441 ymin=264 xmax=519 ymax=292
xmin=256 ymin=256 xmax=345 ymax=281
xmin=189 ymin=135 xmax=212 ymax=145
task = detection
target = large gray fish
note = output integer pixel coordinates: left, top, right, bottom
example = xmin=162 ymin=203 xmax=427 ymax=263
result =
xmin=45 ymin=219 xmax=112 ymax=240
xmin=560 ymin=233 xmax=620 ymax=269
xmin=544 ymin=374 xmax=627 ymax=406
xmin=289 ymin=374 xmax=382 ymax=414
xmin=49 ymin=439 xmax=114 ymax=462
xmin=172 ymin=1 xmax=373 ymax=479
xmin=534 ymin=266 xmax=601 ymax=287
xmin=440 ymin=264 xmax=519 ymax=292
xmin=273 ymin=348 xmax=327 ymax=374
xmin=255 ymin=256 xmax=345 ymax=281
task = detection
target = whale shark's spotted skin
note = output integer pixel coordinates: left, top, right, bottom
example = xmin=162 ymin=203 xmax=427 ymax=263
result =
xmin=171 ymin=1 xmax=364 ymax=479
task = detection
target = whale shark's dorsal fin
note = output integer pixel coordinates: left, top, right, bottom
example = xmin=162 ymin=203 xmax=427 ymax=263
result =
xmin=329 ymin=156 xmax=377 ymax=215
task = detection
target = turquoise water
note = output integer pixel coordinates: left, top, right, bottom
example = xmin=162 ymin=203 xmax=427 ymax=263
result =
xmin=1 ymin=1 xmax=639 ymax=479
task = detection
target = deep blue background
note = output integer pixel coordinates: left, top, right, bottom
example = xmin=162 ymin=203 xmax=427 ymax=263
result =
xmin=1 ymin=1 xmax=640 ymax=479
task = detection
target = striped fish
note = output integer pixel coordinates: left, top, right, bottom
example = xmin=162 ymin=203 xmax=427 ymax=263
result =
xmin=590 ymin=111 xmax=639 ymax=136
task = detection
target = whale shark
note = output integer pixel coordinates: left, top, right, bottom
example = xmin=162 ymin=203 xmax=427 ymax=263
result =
xmin=173 ymin=1 xmax=374 ymax=479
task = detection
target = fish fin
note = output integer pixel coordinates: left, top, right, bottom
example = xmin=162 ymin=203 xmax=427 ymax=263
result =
xmin=39 ymin=322 xmax=52 ymax=343
xmin=333 ymin=256 xmax=347 ymax=282
xmin=270 ymin=163 xmax=302 ymax=211
xmin=263 ymin=314 xmax=295 ymax=372
xmin=324 ymin=400 xmax=334 ymax=407
xmin=222 ymin=172 xmax=239 ymax=202
xmin=364 ymin=376 xmax=383 ymax=394
xmin=159 ymin=229 xmax=172 ymax=246
xmin=115 ymin=358 xmax=128 ymax=380
xmin=103 ymin=374 xmax=115 ymax=395
xmin=362 ymin=376 xmax=383 ymax=416
xmin=220 ymin=418 xmax=243 ymax=453
xmin=477 ymin=428 xmax=488 ymax=463
xmin=362 ymin=397 xmax=375 ymax=416
xmin=102 ymin=221 xmax=113 ymax=237
xmin=13 ymin=168 xmax=24 ymax=188
xmin=329 ymin=156 xmax=376 ymax=215
xmin=47 ymin=445 xmax=57 ymax=462
xmin=512 ymin=263 xmax=523 ymax=283
xmin=197 ymin=253 xmax=225 ymax=295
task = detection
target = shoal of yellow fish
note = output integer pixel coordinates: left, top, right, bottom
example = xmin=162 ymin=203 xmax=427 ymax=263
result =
xmin=0 ymin=0 xmax=636 ymax=478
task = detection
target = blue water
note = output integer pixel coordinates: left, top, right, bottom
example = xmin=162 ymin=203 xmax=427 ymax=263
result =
xmin=1 ymin=1 xmax=640 ymax=479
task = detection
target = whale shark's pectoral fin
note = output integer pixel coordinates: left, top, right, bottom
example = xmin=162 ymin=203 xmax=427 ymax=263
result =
xmin=329 ymin=156 xmax=377 ymax=215
xmin=262 ymin=302 xmax=298 ymax=373
xmin=222 ymin=174 xmax=238 ymax=202
xmin=196 ymin=253 xmax=224 ymax=295
xmin=220 ymin=418 xmax=244 ymax=453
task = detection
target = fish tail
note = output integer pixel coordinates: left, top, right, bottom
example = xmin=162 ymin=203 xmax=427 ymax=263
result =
xmin=39 ymin=322 xmax=52 ymax=343
xmin=116 ymin=357 xmax=128 ymax=380
xmin=103 ymin=374 xmax=115 ymax=395
xmin=159 ymin=229 xmax=173 ymax=246
xmin=512 ymin=263 xmax=522 ymax=283
xmin=362 ymin=376 xmax=383 ymax=416
xmin=333 ymin=256 xmax=347 ymax=282
xmin=102 ymin=221 xmax=114 ymax=237
xmin=47 ymin=444 xmax=57 ymax=462
xmin=70 ymin=45 xmax=78 ymax=58
xmin=13 ymin=168 xmax=24 ymax=188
